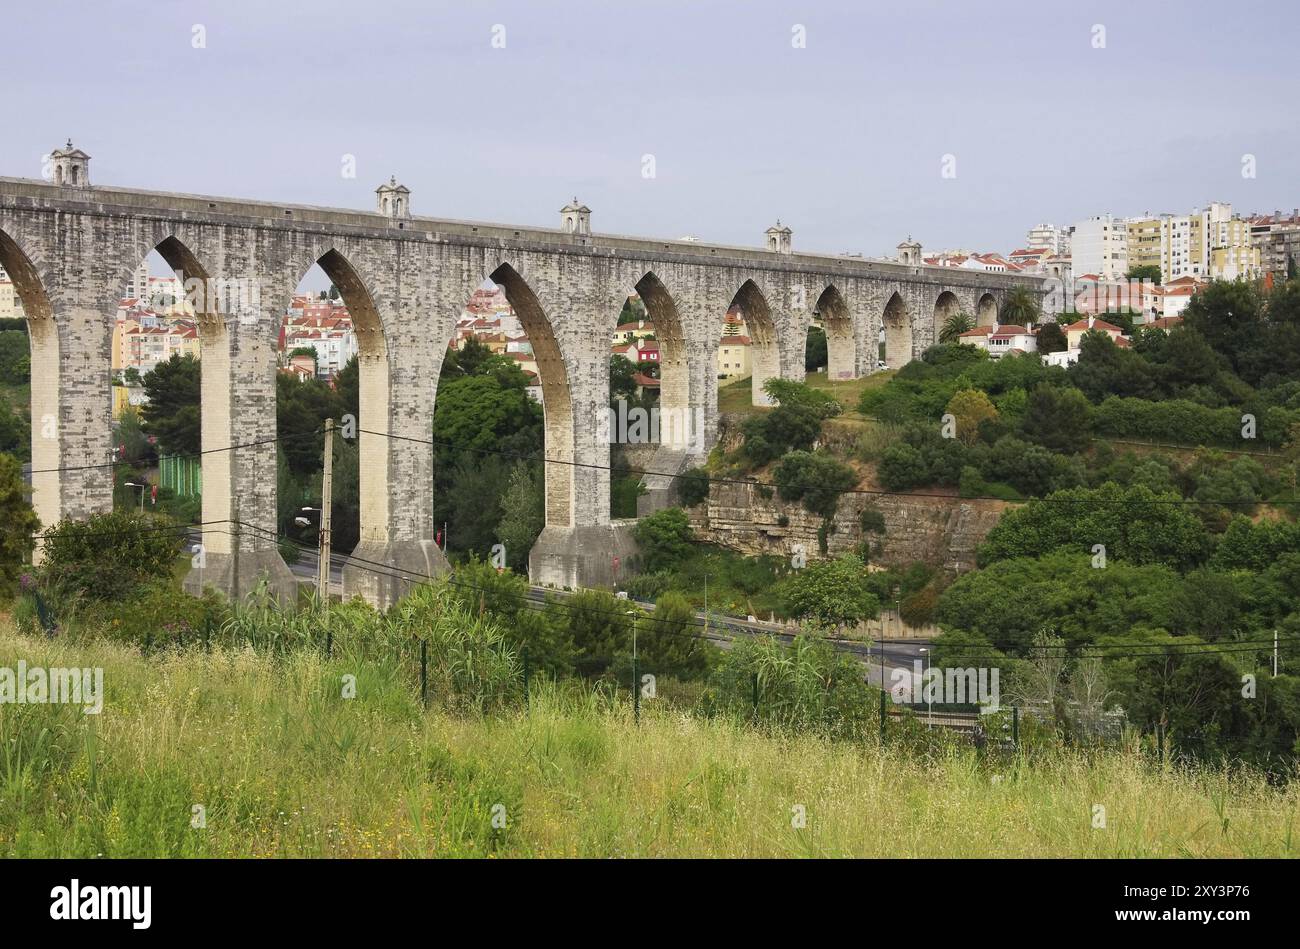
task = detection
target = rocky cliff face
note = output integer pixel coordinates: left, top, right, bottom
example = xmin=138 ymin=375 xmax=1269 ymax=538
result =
xmin=684 ymin=479 xmax=1007 ymax=574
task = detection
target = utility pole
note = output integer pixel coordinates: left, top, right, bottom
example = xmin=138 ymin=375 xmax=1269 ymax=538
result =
xmin=318 ymin=418 xmax=334 ymax=613
xmin=702 ymin=572 xmax=712 ymax=631
xmin=1274 ymin=628 xmax=1279 ymax=678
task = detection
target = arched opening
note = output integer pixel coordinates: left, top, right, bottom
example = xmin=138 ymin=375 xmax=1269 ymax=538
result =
xmin=881 ymin=291 xmax=912 ymax=369
xmin=732 ymin=280 xmax=779 ymax=406
xmin=933 ymin=290 xmax=963 ymax=344
xmin=976 ymin=292 xmax=998 ymax=327
xmin=607 ymin=272 xmax=693 ymax=518
xmin=492 ymin=264 xmax=571 ymax=530
xmin=109 ymin=240 xmax=204 ymax=536
xmin=814 ymin=284 xmax=854 ymax=381
xmin=0 ymin=227 xmax=57 ymax=534
xmin=277 ymin=251 xmax=385 ymax=593
xmin=427 ymin=265 xmax=559 ymax=573
xmin=633 ymin=272 xmax=689 ymax=446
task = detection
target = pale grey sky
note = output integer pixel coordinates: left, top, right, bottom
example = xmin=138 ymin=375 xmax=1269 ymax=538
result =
xmin=4 ymin=0 xmax=1297 ymax=260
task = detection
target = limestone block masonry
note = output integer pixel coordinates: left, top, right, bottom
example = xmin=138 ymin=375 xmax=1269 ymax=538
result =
xmin=0 ymin=161 xmax=1044 ymax=608
xmin=686 ymin=480 xmax=1008 ymax=574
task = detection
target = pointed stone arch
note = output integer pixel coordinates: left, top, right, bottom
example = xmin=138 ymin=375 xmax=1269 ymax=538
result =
xmin=488 ymin=261 xmax=575 ymax=529
xmin=313 ymin=247 xmax=390 ymax=552
xmin=732 ymin=278 xmax=779 ymax=405
xmin=814 ymin=283 xmax=855 ymax=381
xmin=934 ymin=290 xmax=962 ymax=344
xmin=976 ymin=292 xmax=998 ymax=327
xmin=0 ymin=226 xmax=58 ymax=534
xmin=632 ymin=270 xmax=693 ymax=449
xmin=882 ymin=290 xmax=912 ymax=368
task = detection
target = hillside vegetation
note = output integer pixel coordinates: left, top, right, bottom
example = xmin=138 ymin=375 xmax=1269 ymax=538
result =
xmin=1 ymin=624 xmax=1295 ymax=858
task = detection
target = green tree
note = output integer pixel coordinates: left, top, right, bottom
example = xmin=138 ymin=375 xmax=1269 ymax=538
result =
xmin=773 ymin=451 xmax=858 ymax=520
xmin=632 ymin=507 xmax=694 ymax=573
xmin=0 ymin=399 xmax=31 ymax=460
xmin=432 ymin=374 xmax=541 ymax=455
xmin=442 ymin=456 xmax=512 ymax=557
xmin=944 ymin=388 xmax=998 ymax=444
xmin=704 ymin=634 xmax=877 ymax=739
xmin=805 ymin=326 xmax=828 ymax=372
xmin=140 ymin=353 xmax=201 ymax=455
xmin=1126 ymin=264 xmax=1162 ymax=285
xmin=609 ymin=354 xmax=639 ymax=401
xmin=1181 ymin=280 xmax=1263 ymax=381
xmin=0 ymin=454 xmax=39 ymax=598
xmin=1036 ymin=321 xmax=1067 ymax=354
xmin=977 ymin=482 xmax=1211 ymax=570
xmin=676 ymin=466 xmax=711 ymax=507
xmin=999 ymin=286 xmax=1041 ymax=326
xmin=939 ymin=312 xmax=974 ymax=344
xmin=0 ymin=329 xmax=30 ymax=385
xmin=560 ymin=588 xmax=635 ymax=677
xmin=276 ymin=370 xmax=345 ymax=476
xmin=496 ymin=461 xmax=544 ymax=572
xmin=877 ymin=442 xmax=929 ymax=491
xmin=778 ymin=555 xmax=880 ymax=628
xmin=38 ymin=510 xmax=181 ymax=602
xmin=334 ymin=354 xmax=359 ymax=421
xmin=1021 ymin=383 xmax=1092 ymax=453
xmin=633 ymin=591 xmax=712 ymax=679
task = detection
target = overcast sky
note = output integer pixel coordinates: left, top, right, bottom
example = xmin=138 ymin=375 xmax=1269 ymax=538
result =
xmin=4 ymin=0 xmax=1298 ymax=261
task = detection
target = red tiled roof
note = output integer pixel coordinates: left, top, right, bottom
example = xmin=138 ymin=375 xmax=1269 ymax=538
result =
xmin=1064 ymin=318 xmax=1124 ymax=333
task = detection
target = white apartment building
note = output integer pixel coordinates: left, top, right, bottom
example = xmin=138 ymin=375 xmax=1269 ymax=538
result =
xmin=1071 ymin=215 xmax=1128 ymax=280
xmin=0 ymin=264 xmax=21 ymax=319
xmin=1025 ymin=223 xmax=1072 ymax=256
xmin=285 ymin=329 xmax=358 ymax=378
xmin=1126 ymin=202 xmax=1258 ymax=282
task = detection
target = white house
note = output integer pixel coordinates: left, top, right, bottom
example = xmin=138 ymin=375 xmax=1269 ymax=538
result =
xmin=956 ymin=323 xmax=1037 ymax=357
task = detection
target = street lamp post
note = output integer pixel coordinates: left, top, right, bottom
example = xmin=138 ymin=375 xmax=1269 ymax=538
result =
xmin=298 ymin=507 xmax=329 ymax=602
xmin=919 ymin=646 xmax=932 ymax=728
xmin=123 ymin=481 xmax=145 ymax=513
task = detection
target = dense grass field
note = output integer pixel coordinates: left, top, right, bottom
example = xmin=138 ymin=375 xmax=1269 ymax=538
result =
xmin=2 ymin=625 xmax=1296 ymax=858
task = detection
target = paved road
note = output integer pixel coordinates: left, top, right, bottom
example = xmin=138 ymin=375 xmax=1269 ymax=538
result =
xmin=188 ymin=529 xmax=930 ymax=680
xmin=185 ymin=528 xmax=345 ymax=596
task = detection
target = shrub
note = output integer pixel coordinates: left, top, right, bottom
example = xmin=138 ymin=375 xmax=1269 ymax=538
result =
xmin=858 ymin=506 xmax=886 ymax=534
xmin=944 ymin=389 xmax=998 ymax=444
xmin=80 ymin=581 xmax=227 ymax=649
xmin=38 ymin=511 xmax=182 ymax=604
xmin=777 ymin=555 xmax=880 ymax=628
xmin=977 ymin=483 xmax=1212 ymax=570
xmin=0 ymin=453 xmax=39 ymax=600
xmin=632 ymin=508 xmax=694 ymax=573
xmin=773 ymin=451 xmax=858 ymax=520
xmin=701 ymin=635 xmax=878 ymax=741
xmin=385 ymin=584 xmax=522 ymax=712
xmin=878 ymin=443 xmax=928 ymax=491
xmin=676 ymin=466 xmax=711 ymax=507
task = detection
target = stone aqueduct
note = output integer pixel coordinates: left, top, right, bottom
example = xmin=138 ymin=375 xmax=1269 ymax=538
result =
xmin=0 ymin=149 xmax=1045 ymax=607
